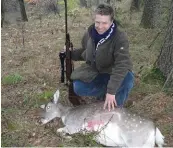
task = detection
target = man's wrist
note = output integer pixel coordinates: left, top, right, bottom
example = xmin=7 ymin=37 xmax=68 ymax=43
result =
xmin=106 ymin=92 xmax=115 ymax=96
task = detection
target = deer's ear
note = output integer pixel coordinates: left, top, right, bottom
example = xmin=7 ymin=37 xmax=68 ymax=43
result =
xmin=40 ymin=104 xmax=46 ymax=109
xmin=53 ymin=89 xmax=60 ymax=104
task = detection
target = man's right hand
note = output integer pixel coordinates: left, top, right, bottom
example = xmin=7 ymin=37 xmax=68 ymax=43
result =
xmin=103 ymin=93 xmax=117 ymax=111
xmin=64 ymin=45 xmax=72 ymax=52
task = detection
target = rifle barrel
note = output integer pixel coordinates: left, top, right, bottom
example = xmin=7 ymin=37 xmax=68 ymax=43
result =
xmin=64 ymin=0 xmax=68 ymax=35
xmin=62 ymin=0 xmax=81 ymax=106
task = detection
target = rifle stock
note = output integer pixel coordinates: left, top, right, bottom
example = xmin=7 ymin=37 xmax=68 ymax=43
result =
xmin=59 ymin=0 xmax=81 ymax=106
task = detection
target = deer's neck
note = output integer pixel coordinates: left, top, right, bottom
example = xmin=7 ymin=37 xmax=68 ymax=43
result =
xmin=57 ymin=103 xmax=71 ymax=117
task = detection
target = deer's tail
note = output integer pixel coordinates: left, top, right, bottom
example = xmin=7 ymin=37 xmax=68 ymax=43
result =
xmin=155 ymin=127 xmax=164 ymax=147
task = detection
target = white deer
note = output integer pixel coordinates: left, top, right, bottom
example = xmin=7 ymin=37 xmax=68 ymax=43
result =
xmin=40 ymin=89 xmax=164 ymax=147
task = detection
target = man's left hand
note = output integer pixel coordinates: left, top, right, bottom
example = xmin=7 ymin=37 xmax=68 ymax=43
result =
xmin=103 ymin=93 xmax=117 ymax=111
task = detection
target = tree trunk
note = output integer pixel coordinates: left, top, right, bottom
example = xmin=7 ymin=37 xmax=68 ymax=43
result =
xmin=96 ymin=0 xmax=100 ymax=5
xmin=162 ymin=69 xmax=173 ymax=91
xmin=18 ymin=0 xmax=28 ymax=21
xmin=131 ymin=0 xmax=141 ymax=11
xmin=157 ymin=1 xmax=173 ymax=89
xmin=80 ymin=0 xmax=87 ymax=7
xmin=1 ymin=0 xmax=5 ymax=27
xmin=107 ymin=0 xmax=111 ymax=4
xmin=140 ymin=0 xmax=161 ymax=28
xmin=86 ymin=0 xmax=91 ymax=8
xmin=86 ymin=0 xmax=100 ymax=7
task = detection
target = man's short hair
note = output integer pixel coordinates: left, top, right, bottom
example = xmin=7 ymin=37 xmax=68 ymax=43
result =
xmin=95 ymin=4 xmax=114 ymax=21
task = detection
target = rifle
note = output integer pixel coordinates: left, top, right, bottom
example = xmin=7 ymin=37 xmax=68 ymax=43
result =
xmin=59 ymin=0 xmax=81 ymax=106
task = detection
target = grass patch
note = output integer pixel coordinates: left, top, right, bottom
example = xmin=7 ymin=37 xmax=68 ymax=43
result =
xmin=6 ymin=120 xmax=19 ymax=131
xmin=18 ymin=91 xmax=54 ymax=109
xmin=63 ymin=132 xmax=102 ymax=147
xmin=26 ymin=91 xmax=54 ymax=108
xmin=37 ymin=91 xmax=54 ymax=100
xmin=141 ymin=67 xmax=166 ymax=85
xmin=131 ymin=82 xmax=162 ymax=95
xmin=162 ymin=124 xmax=173 ymax=136
xmin=2 ymin=108 xmax=21 ymax=131
xmin=2 ymin=73 xmax=23 ymax=85
xmin=1 ymin=130 xmax=28 ymax=147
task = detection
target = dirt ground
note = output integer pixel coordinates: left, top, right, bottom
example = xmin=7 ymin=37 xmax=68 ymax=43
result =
xmin=1 ymin=5 xmax=173 ymax=147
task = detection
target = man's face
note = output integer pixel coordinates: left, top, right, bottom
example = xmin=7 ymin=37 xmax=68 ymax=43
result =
xmin=94 ymin=14 xmax=113 ymax=35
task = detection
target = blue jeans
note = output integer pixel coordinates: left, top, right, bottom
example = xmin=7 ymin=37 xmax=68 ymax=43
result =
xmin=73 ymin=71 xmax=134 ymax=106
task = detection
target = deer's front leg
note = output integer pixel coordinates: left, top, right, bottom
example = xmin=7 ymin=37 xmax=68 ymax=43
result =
xmin=57 ymin=127 xmax=70 ymax=135
xmin=57 ymin=127 xmax=66 ymax=133
xmin=57 ymin=127 xmax=72 ymax=140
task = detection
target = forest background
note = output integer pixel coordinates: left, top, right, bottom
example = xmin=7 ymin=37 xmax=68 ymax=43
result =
xmin=1 ymin=0 xmax=173 ymax=146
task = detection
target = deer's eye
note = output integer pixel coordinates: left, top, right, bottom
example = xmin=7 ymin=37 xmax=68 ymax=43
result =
xmin=46 ymin=106 xmax=50 ymax=110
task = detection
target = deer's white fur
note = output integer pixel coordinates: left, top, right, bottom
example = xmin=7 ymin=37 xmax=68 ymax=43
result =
xmin=40 ymin=89 xmax=164 ymax=147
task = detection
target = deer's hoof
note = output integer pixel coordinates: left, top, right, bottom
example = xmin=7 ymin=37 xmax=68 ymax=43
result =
xmin=57 ymin=128 xmax=64 ymax=133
